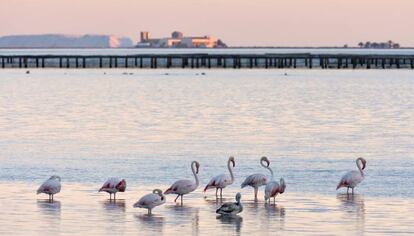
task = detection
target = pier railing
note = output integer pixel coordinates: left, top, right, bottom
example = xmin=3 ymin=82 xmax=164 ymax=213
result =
xmin=1 ymin=53 xmax=414 ymax=69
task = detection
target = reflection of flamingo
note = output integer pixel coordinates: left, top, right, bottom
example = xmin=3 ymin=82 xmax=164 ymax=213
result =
xmin=99 ymin=178 xmax=126 ymax=200
xmin=336 ymin=157 xmax=367 ymax=194
xmin=37 ymin=175 xmax=61 ymax=202
xmin=204 ymin=156 xmax=235 ymax=198
xmin=134 ymin=189 xmax=166 ymax=215
xmin=164 ymin=161 xmax=200 ymax=205
xmin=216 ymin=192 xmax=243 ymax=216
xmin=241 ymin=157 xmax=273 ymax=200
xmin=265 ymin=178 xmax=286 ymax=204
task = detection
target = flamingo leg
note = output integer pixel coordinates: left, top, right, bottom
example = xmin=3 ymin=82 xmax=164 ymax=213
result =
xmin=174 ymin=195 xmax=180 ymax=202
xmin=148 ymin=209 xmax=151 ymax=215
xmin=181 ymin=195 xmax=183 ymax=205
xmin=52 ymin=194 xmax=54 ymax=202
xmin=114 ymin=193 xmax=116 ymax=201
xmin=274 ymin=197 xmax=276 ymax=204
xmin=215 ymin=188 xmax=218 ymax=198
xmin=220 ymin=188 xmax=223 ymax=199
xmin=109 ymin=193 xmax=112 ymax=200
xmin=347 ymin=187 xmax=349 ymax=195
xmin=352 ymin=188 xmax=354 ymax=195
xmin=254 ymin=187 xmax=258 ymax=200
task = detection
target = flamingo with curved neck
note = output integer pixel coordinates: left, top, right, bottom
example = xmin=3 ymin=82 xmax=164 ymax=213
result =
xmin=241 ymin=156 xmax=273 ymax=200
xmin=336 ymin=157 xmax=367 ymax=195
xmin=204 ymin=156 xmax=235 ymax=198
xmin=164 ymin=161 xmax=200 ymax=205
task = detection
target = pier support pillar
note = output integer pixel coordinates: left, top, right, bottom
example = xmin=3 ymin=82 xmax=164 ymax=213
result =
xmin=411 ymin=59 xmax=414 ymax=69
xmin=1 ymin=57 xmax=4 ymax=68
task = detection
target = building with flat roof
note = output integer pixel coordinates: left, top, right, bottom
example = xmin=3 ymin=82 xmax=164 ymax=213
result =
xmin=136 ymin=31 xmax=226 ymax=48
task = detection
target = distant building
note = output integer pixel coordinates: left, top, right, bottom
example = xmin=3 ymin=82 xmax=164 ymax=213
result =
xmin=136 ymin=31 xmax=227 ymax=48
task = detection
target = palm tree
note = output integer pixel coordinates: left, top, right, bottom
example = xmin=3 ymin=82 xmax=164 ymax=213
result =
xmin=358 ymin=42 xmax=364 ymax=48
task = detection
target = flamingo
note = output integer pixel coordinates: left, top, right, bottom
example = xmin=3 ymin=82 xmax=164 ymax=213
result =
xmin=204 ymin=156 xmax=235 ymax=198
xmin=37 ymin=175 xmax=61 ymax=202
xmin=164 ymin=161 xmax=200 ymax=205
xmin=133 ymin=189 xmax=166 ymax=215
xmin=241 ymin=156 xmax=273 ymax=200
xmin=264 ymin=178 xmax=286 ymax=204
xmin=99 ymin=178 xmax=126 ymax=200
xmin=216 ymin=192 xmax=243 ymax=216
xmin=336 ymin=157 xmax=367 ymax=195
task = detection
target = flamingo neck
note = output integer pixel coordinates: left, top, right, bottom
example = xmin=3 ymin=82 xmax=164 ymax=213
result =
xmin=192 ymin=163 xmax=199 ymax=186
xmin=356 ymin=159 xmax=364 ymax=176
xmin=228 ymin=160 xmax=234 ymax=183
xmin=267 ymin=167 xmax=274 ymax=180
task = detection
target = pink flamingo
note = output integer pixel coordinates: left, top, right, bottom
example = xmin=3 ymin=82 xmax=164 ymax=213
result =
xmin=264 ymin=178 xmax=286 ymax=204
xmin=164 ymin=161 xmax=200 ymax=205
xmin=99 ymin=178 xmax=126 ymax=200
xmin=37 ymin=175 xmax=61 ymax=202
xmin=336 ymin=157 xmax=367 ymax=195
xmin=204 ymin=156 xmax=235 ymax=198
xmin=241 ymin=156 xmax=273 ymax=200
xmin=133 ymin=189 xmax=166 ymax=215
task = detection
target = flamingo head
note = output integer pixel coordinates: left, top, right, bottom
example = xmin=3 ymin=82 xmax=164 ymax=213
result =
xmin=358 ymin=157 xmax=367 ymax=170
xmin=193 ymin=161 xmax=200 ymax=174
xmin=235 ymin=192 xmax=242 ymax=203
xmin=229 ymin=156 xmax=235 ymax=167
xmin=153 ymin=189 xmax=163 ymax=197
xmin=279 ymin=178 xmax=286 ymax=194
xmin=261 ymin=156 xmax=270 ymax=167
xmin=116 ymin=179 xmax=127 ymax=192
xmin=50 ymin=175 xmax=61 ymax=181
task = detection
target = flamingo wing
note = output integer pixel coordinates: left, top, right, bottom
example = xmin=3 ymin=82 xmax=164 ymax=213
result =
xmin=37 ymin=178 xmax=61 ymax=195
xmin=241 ymin=174 xmax=267 ymax=188
xmin=265 ymin=181 xmax=280 ymax=199
xmin=165 ymin=179 xmax=195 ymax=195
xmin=134 ymin=193 xmax=164 ymax=209
xmin=337 ymin=170 xmax=363 ymax=190
xmin=204 ymin=174 xmax=231 ymax=191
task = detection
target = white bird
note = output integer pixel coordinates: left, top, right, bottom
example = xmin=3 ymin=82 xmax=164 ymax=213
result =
xmin=164 ymin=161 xmax=200 ymax=205
xmin=265 ymin=178 xmax=286 ymax=204
xmin=241 ymin=156 xmax=273 ymax=200
xmin=204 ymin=156 xmax=235 ymax=198
xmin=133 ymin=189 xmax=166 ymax=215
xmin=216 ymin=192 xmax=243 ymax=216
xmin=336 ymin=157 xmax=367 ymax=195
xmin=99 ymin=178 xmax=126 ymax=200
xmin=37 ymin=175 xmax=61 ymax=202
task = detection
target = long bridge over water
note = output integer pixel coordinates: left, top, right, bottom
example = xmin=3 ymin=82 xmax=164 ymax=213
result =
xmin=1 ymin=53 xmax=414 ymax=69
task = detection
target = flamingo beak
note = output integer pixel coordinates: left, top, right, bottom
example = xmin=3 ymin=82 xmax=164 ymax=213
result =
xmin=266 ymin=160 xmax=270 ymax=167
xmin=362 ymin=160 xmax=366 ymax=170
xmin=196 ymin=163 xmax=200 ymax=174
xmin=232 ymin=160 xmax=235 ymax=167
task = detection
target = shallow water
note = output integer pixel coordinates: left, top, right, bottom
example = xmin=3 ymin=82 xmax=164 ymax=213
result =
xmin=1 ymin=182 xmax=414 ymax=236
xmin=0 ymin=69 xmax=413 ymax=235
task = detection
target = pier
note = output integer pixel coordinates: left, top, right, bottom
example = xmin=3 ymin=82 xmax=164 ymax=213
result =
xmin=1 ymin=53 xmax=414 ymax=69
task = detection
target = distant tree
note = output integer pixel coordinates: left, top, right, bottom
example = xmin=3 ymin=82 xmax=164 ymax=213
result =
xmin=393 ymin=43 xmax=400 ymax=49
xmin=364 ymin=41 xmax=371 ymax=48
xmin=358 ymin=42 xmax=364 ymax=48
xmin=372 ymin=42 xmax=379 ymax=48
xmin=387 ymin=40 xmax=393 ymax=48
xmin=343 ymin=44 xmax=348 ymax=48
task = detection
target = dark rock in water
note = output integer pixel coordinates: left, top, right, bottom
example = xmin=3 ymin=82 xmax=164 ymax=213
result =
xmin=26 ymin=70 xmax=30 ymax=74
xmin=201 ymin=72 xmax=206 ymax=75
xmin=284 ymin=73 xmax=288 ymax=76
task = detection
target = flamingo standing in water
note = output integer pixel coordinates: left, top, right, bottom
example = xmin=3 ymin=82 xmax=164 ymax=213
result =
xmin=204 ymin=156 xmax=235 ymax=198
xmin=133 ymin=189 xmax=166 ymax=215
xmin=336 ymin=157 xmax=367 ymax=195
xmin=37 ymin=175 xmax=61 ymax=202
xmin=241 ymin=156 xmax=273 ymax=200
xmin=99 ymin=178 xmax=126 ymax=201
xmin=264 ymin=178 xmax=286 ymax=204
xmin=164 ymin=161 xmax=200 ymax=205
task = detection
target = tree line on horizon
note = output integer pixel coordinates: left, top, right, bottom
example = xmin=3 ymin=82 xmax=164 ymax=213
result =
xmin=357 ymin=40 xmax=400 ymax=49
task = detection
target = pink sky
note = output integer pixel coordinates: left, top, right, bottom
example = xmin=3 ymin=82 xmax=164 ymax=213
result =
xmin=1 ymin=0 xmax=413 ymax=46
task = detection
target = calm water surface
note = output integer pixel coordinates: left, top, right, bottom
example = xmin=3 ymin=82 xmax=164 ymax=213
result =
xmin=0 ymin=69 xmax=413 ymax=235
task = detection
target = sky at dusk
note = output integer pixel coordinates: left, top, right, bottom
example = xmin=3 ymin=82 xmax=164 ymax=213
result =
xmin=1 ymin=0 xmax=414 ymax=47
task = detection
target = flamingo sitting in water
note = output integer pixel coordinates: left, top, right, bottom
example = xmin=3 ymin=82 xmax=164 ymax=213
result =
xmin=37 ymin=175 xmax=61 ymax=202
xmin=241 ymin=156 xmax=273 ymax=200
xmin=336 ymin=157 xmax=367 ymax=195
xmin=265 ymin=178 xmax=286 ymax=204
xmin=216 ymin=192 xmax=243 ymax=216
xmin=164 ymin=161 xmax=200 ymax=205
xmin=99 ymin=178 xmax=126 ymax=200
xmin=133 ymin=189 xmax=166 ymax=215
xmin=204 ymin=156 xmax=235 ymax=198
